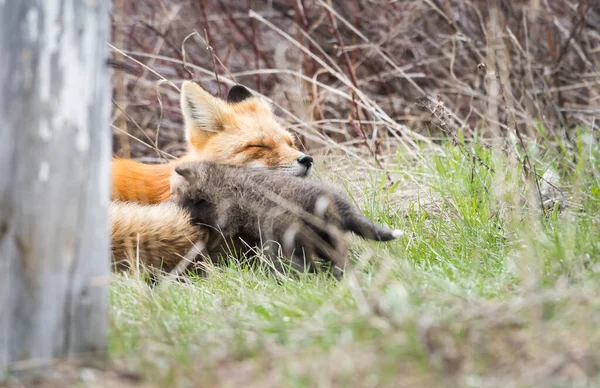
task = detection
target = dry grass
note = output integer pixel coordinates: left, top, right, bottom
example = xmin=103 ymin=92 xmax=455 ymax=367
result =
xmin=110 ymin=0 xmax=599 ymax=162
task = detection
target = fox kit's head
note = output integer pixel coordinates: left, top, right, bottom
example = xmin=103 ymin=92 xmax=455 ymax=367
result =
xmin=180 ymin=81 xmax=312 ymax=177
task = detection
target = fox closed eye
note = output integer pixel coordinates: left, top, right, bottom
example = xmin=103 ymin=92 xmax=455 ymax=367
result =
xmin=246 ymin=144 xmax=271 ymax=150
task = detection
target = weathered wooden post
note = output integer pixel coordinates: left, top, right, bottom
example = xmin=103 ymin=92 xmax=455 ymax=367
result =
xmin=0 ymin=0 xmax=111 ymax=378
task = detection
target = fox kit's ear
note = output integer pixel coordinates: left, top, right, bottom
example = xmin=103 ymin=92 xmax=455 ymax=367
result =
xmin=227 ymin=85 xmax=253 ymax=104
xmin=174 ymin=166 xmax=195 ymax=182
xmin=170 ymin=165 xmax=194 ymax=196
xmin=181 ymin=81 xmax=232 ymax=148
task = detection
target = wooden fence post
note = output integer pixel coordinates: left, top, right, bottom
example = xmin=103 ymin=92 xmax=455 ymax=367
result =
xmin=0 ymin=0 xmax=111 ymax=378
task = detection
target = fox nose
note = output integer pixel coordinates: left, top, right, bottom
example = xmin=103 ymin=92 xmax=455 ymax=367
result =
xmin=297 ymin=155 xmax=313 ymax=167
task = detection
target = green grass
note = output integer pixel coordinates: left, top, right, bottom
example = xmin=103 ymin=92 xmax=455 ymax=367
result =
xmin=109 ymin=132 xmax=600 ymax=387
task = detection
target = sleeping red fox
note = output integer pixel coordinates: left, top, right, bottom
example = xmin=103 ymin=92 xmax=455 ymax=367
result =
xmin=111 ymin=82 xmax=313 ymax=204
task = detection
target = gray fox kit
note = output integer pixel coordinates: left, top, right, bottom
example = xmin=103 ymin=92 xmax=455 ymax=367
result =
xmin=170 ymin=161 xmax=402 ymax=278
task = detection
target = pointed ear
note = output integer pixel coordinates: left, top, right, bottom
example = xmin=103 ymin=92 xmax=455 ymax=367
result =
xmin=170 ymin=166 xmax=192 ymax=196
xmin=174 ymin=166 xmax=195 ymax=182
xmin=171 ymin=165 xmax=196 ymax=194
xmin=180 ymin=81 xmax=232 ymax=148
xmin=227 ymin=85 xmax=253 ymax=104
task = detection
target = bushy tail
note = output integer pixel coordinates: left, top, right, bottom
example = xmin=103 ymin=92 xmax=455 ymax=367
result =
xmin=343 ymin=212 xmax=403 ymax=241
xmin=111 ymin=158 xmax=176 ymax=204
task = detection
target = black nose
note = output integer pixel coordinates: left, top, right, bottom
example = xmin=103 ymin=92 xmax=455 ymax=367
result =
xmin=298 ymin=155 xmax=313 ymax=167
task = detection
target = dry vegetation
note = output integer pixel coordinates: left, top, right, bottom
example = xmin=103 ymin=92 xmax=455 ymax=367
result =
xmin=110 ymin=0 xmax=599 ymax=161
xmin=101 ymin=1 xmax=600 ymax=387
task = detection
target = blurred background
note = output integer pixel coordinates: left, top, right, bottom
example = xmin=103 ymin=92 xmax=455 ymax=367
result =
xmin=109 ymin=0 xmax=600 ymax=162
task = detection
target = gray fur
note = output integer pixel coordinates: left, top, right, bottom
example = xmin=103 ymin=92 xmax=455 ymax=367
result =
xmin=171 ymin=162 xmax=401 ymax=279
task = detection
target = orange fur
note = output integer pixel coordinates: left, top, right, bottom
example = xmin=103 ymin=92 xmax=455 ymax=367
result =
xmin=111 ymin=82 xmax=310 ymax=204
xmin=109 ymin=201 xmax=207 ymax=274
xmin=111 ymin=158 xmax=178 ymax=204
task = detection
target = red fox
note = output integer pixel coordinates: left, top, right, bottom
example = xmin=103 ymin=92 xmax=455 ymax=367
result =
xmin=111 ymin=82 xmax=313 ymax=204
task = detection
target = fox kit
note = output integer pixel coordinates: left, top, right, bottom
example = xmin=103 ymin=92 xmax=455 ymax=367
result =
xmin=170 ymin=162 xmax=403 ymax=279
xmin=111 ymin=82 xmax=313 ymax=204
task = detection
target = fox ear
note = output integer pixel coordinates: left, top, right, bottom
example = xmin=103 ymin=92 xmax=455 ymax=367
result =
xmin=174 ymin=166 xmax=195 ymax=182
xmin=170 ymin=166 xmax=194 ymax=196
xmin=180 ymin=81 xmax=232 ymax=148
xmin=227 ymin=85 xmax=253 ymax=104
